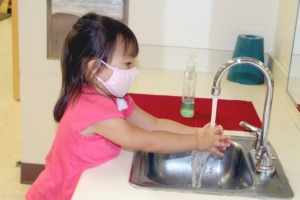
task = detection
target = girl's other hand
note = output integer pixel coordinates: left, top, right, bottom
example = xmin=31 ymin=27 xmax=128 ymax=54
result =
xmin=196 ymin=123 xmax=231 ymax=156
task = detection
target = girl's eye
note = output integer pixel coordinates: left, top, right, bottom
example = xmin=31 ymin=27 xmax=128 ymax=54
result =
xmin=125 ymin=62 xmax=133 ymax=66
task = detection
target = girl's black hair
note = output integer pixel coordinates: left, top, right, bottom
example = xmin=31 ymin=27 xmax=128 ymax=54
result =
xmin=53 ymin=13 xmax=139 ymax=122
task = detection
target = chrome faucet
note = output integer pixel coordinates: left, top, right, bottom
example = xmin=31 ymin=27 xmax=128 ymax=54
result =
xmin=211 ymin=57 xmax=276 ymax=176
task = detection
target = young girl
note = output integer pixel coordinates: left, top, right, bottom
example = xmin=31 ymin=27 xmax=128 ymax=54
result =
xmin=26 ymin=13 xmax=231 ymax=199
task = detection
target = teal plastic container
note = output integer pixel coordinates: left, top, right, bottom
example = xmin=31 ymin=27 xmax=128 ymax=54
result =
xmin=227 ymin=34 xmax=265 ymax=85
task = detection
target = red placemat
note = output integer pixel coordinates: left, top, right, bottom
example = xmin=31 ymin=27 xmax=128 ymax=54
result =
xmin=129 ymin=93 xmax=262 ymax=131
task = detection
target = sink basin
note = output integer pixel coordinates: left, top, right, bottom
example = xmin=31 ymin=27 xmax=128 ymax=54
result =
xmin=145 ymin=142 xmax=252 ymax=189
xmin=129 ymin=136 xmax=294 ymax=199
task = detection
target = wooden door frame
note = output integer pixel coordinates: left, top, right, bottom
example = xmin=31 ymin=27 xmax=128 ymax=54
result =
xmin=12 ymin=0 xmax=19 ymax=100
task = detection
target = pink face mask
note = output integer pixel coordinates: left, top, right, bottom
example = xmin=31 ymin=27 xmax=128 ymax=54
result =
xmin=96 ymin=60 xmax=139 ymax=97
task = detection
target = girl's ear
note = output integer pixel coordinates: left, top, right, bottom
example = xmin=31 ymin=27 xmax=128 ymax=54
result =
xmin=87 ymin=59 xmax=101 ymax=76
xmin=85 ymin=59 xmax=102 ymax=84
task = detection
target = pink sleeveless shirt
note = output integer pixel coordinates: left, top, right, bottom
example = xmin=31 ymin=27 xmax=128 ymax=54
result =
xmin=26 ymin=85 xmax=135 ymax=200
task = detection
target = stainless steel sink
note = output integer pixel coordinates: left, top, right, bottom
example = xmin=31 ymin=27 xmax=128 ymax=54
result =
xmin=129 ymin=136 xmax=294 ymax=199
xmin=144 ymin=142 xmax=252 ymax=189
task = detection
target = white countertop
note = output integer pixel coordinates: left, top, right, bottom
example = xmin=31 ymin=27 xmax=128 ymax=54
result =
xmin=72 ymin=69 xmax=300 ymax=200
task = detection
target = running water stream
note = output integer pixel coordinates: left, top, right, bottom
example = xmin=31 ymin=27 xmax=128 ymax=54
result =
xmin=210 ymin=95 xmax=219 ymax=128
xmin=191 ymin=95 xmax=219 ymax=188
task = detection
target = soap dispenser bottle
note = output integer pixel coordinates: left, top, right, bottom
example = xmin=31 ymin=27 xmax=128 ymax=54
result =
xmin=180 ymin=55 xmax=197 ymax=118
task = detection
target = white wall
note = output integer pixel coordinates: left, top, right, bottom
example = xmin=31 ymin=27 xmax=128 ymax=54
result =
xmin=19 ymin=0 xmax=292 ymax=164
xmin=288 ymin=0 xmax=300 ymax=78
xmin=19 ymin=1 xmax=61 ymax=163
xmin=272 ymin=0 xmax=298 ymax=73
xmin=130 ymin=0 xmax=278 ymax=71
xmin=290 ymin=55 xmax=300 ymax=78
xmin=130 ymin=0 xmax=277 ymax=51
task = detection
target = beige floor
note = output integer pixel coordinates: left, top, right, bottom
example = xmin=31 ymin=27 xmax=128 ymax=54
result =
xmin=0 ymin=17 xmax=31 ymax=199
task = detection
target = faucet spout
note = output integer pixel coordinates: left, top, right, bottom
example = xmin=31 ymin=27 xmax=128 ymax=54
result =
xmin=212 ymin=57 xmax=275 ymax=175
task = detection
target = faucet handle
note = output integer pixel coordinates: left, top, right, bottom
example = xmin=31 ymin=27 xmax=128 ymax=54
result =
xmin=255 ymin=146 xmax=276 ymax=175
xmin=265 ymin=145 xmax=277 ymax=160
xmin=239 ymin=121 xmax=262 ymax=151
xmin=239 ymin=121 xmax=261 ymax=139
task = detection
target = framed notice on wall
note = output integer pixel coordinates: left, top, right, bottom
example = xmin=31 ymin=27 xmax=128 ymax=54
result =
xmin=47 ymin=0 xmax=129 ymax=59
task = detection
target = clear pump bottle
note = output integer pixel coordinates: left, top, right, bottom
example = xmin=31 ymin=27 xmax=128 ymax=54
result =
xmin=180 ymin=55 xmax=197 ymax=118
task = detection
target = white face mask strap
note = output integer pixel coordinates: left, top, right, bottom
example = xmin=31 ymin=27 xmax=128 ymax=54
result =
xmin=96 ymin=61 xmax=113 ymax=84
xmin=100 ymin=60 xmax=114 ymax=70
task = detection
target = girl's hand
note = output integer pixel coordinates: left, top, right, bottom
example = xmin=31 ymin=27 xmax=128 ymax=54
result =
xmin=195 ymin=123 xmax=231 ymax=156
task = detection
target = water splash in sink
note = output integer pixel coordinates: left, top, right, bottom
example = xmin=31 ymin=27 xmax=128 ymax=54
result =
xmin=191 ymin=150 xmax=210 ymax=187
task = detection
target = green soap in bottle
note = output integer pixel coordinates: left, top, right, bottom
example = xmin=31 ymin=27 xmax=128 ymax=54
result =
xmin=180 ymin=55 xmax=197 ymax=118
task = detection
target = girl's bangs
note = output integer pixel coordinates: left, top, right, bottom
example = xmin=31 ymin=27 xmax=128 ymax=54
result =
xmin=119 ymin=34 xmax=139 ymax=57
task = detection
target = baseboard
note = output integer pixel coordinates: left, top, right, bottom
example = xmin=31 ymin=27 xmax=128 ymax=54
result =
xmin=21 ymin=163 xmax=45 ymax=184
